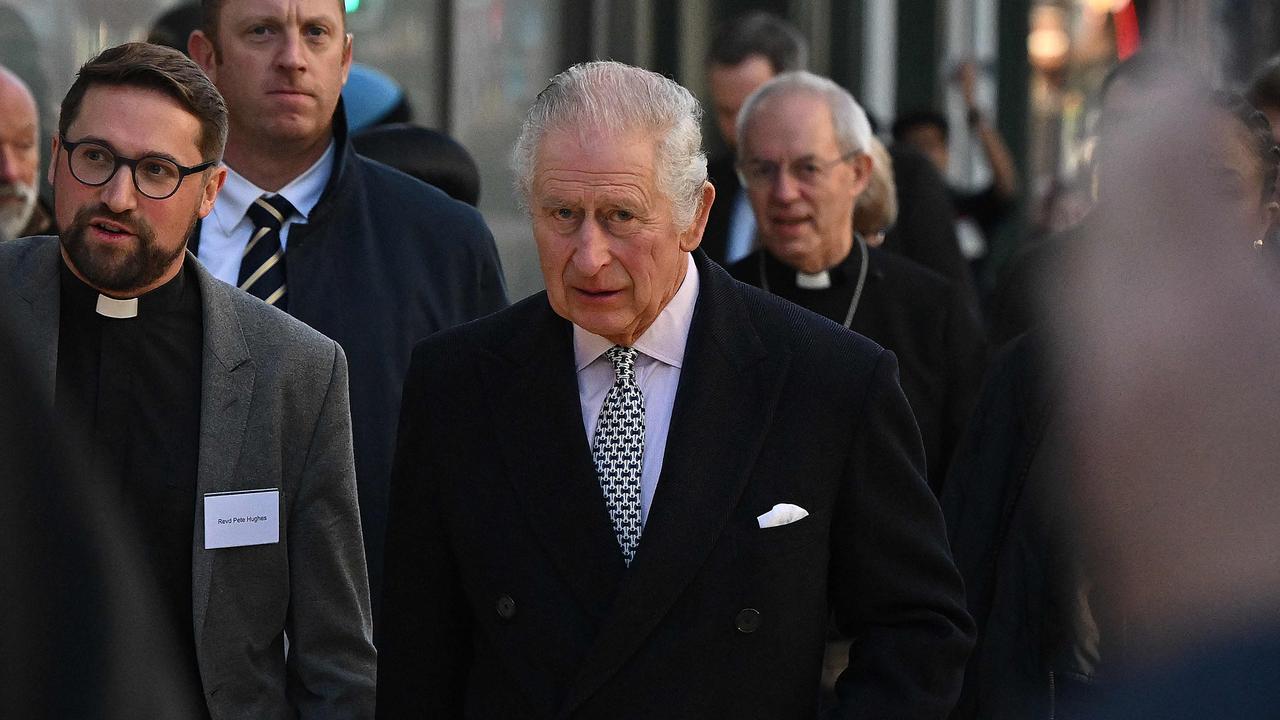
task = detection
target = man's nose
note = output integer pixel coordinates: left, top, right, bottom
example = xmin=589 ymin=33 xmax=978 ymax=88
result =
xmin=98 ymin=164 xmax=139 ymax=213
xmin=770 ymin=167 xmax=802 ymax=202
xmin=276 ymin=32 xmax=308 ymax=72
xmin=0 ymin=145 xmax=20 ymax=184
xmin=571 ymin=219 xmax=611 ymax=274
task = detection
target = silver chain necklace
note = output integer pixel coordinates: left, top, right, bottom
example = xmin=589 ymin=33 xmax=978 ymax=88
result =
xmin=759 ymin=234 xmax=869 ymax=329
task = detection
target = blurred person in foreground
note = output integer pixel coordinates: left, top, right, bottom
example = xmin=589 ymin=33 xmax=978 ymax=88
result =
xmin=188 ymin=0 xmax=508 ymax=625
xmin=378 ymin=60 xmax=973 ymax=719
xmin=942 ymin=72 xmax=1279 ymax=718
xmin=728 ymin=71 xmax=986 ymax=491
xmin=0 ymin=64 xmax=52 ymax=238
xmin=0 ymin=42 xmax=375 ymax=716
xmin=1246 ymin=54 xmax=1280 ymax=145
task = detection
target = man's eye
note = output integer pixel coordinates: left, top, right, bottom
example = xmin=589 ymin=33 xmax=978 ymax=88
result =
xmin=609 ymin=209 xmax=635 ymax=222
xmin=141 ymin=161 xmax=175 ymax=178
xmin=552 ymin=208 xmax=576 ymax=220
xmin=796 ymin=163 xmax=822 ymax=180
xmin=249 ymin=25 xmax=272 ymax=36
xmin=83 ymin=149 xmax=109 ymax=163
xmin=305 ymin=25 xmax=328 ymax=38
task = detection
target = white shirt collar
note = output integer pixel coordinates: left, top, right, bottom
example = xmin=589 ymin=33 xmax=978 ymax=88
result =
xmin=573 ymin=253 xmax=700 ymax=371
xmin=210 ymin=140 xmax=335 ymax=234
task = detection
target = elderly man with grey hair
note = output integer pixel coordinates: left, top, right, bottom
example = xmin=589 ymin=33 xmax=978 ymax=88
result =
xmin=729 ymin=71 xmax=986 ymax=492
xmin=378 ymin=60 xmax=972 ymax=719
xmin=0 ymin=64 xmax=51 ymax=239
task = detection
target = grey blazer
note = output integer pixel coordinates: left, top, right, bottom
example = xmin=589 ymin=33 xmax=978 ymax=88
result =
xmin=0 ymin=236 xmax=376 ymax=719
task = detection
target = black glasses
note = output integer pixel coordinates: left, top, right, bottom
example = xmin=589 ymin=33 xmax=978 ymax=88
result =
xmin=737 ymin=150 xmax=861 ymax=189
xmin=59 ymin=136 xmax=216 ymax=200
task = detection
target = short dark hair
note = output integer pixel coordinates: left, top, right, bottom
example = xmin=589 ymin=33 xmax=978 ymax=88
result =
xmin=707 ymin=11 xmax=807 ymax=74
xmin=200 ymin=0 xmax=346 ymax=47
xmin=147 ymin=2 xmax=202 ymax=55
xmin=1099 ymin=47 xmax=1199 ymax=105
xmin=1246 ymin=55 xmax=1280 ymax=113
xmin=892 ymin=110 xmax=949 ymax=143
xmin=1216 ymin=90 xmax=1280 ymax=205
xmin=59 ymin=42 xmax=228 ymax=161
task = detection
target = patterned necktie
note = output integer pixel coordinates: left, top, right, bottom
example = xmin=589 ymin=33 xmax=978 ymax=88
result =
xmin=238 ymin=194 xmax=296 ymax=310
xmin=592 ymin=345 xmax=646 ymax=566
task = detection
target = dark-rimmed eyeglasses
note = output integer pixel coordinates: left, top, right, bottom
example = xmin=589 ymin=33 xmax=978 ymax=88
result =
xmin=737 ymin=150 xmax=861 ymax=189
xmin=59 ymin=136 xmax=216 ymax=200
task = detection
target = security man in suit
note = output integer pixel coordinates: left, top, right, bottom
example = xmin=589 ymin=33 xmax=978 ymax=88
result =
xmin=0 ymin=42 xmax=374 ymax=716
xmin=378 ymin=60 xmax=972 ymax=719
xmin=188 ymin=0 xmax=509 ymax=620
xmin=727 ymin=71 xmax=986 ymax=490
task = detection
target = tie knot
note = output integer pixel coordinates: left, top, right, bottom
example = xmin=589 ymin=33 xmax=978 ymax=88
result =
xmin=605 ymin=345 xmax=638 ymax=383
xmin=246 ymin=194 xmax=296 ymax=231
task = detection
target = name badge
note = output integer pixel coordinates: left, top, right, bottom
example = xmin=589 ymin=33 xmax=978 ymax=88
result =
xmin=204 ymin=488 xmax=280 ymax=549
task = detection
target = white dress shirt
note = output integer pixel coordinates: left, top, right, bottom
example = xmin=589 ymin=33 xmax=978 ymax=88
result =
xmin=724 ymin=188 xmax=758 ymax=265
xmin=196 ymin=141 xmax=335 ymax=286
xmin=574 ymin=252 xmax=700 ymax=527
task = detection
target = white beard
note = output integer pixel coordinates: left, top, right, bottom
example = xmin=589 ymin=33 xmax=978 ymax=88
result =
xmin=0 ymin=183 xmax=37 ymax=239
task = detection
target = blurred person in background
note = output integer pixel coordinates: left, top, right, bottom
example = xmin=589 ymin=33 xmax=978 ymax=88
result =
xmin=188 ymin=0 xmax=508 ymax=627
xmin=0 ymin=64 xmax=53 ymax=238
xmin=942 ymin=73 xmax=1279 ymax=719
xmin=702 ymin=11 xmax=977 ymax=313
xmin=701 ymin=11 xmax=807 ymax=266
xmin=729 ymin=71 xmax=986 ymax=491
xmin=893 ymin=61 xmax=1020 ymax=274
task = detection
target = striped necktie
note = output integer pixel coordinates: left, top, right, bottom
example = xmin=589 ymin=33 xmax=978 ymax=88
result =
xmin=239 ymin=194 xmax=296 ymax=309
xmin=592 ymin=345 xmax=646 ymax=566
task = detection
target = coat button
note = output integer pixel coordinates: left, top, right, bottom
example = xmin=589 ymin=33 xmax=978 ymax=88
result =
xmin=496 ymin=595 xmax=516 ymax=621
xmin=735 ymin=608 xmax=761 ymax=633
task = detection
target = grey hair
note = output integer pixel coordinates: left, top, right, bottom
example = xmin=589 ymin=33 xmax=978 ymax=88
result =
xmin=735 ymin=71 xmax=873 ymax=160
xmin=512 ymin=60 xmax=708 ymax=229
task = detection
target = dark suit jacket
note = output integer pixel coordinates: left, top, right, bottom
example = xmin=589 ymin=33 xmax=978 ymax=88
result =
xmin=192 ymin=106 xmax=509 ymax=622
xmin=378 ymin=252 xmax=973 ymax=719
xmin=730 ymin=246 xmax=987 ymax=491
xmin=701 ymin=153 xmax=742 ymax=266
xmin=0 ymin=236 xmax=375 ymax=718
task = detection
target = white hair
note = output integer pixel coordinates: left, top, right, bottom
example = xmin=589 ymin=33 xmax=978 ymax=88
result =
xmin=512 ymin=61 xmax=708 ymax=229
xmin=735 ymin=70 xmax=874 ymax=160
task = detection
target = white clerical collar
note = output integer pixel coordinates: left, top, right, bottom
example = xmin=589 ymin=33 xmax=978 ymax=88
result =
xmin=96 ymin=294 xmax=139 ymax=319
xmin=795 ymin=270 xmax=832 ymax=290
xmin=574 ymin=253 xmax=700 ymax=371
xmin=211 ymin=140 xmax=335 ymax=235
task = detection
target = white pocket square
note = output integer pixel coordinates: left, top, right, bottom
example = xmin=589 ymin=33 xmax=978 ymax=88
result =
xmin=756 ymin=503 xmax=809 ymax=529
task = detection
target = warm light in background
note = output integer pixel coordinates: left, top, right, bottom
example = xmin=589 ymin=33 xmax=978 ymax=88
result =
xmin=1083 ymin=0 xmax=1132 ymax=13
xmin=1028 ymin=6 xmax=1070 ymax=71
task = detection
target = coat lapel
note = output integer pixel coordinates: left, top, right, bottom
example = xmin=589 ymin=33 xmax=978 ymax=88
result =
xmin=190 ymin=257 xmax=255 ymax=647
xmin=11 ymin=238 xmax=63 ymax=407
xmin=560 ymin=255 xmax=790 ymax=714
xmin=480 ymin=298 xmax=627 ymax=620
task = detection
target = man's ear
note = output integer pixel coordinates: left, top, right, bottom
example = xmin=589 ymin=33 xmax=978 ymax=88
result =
xmin=188 ymin=30 xmax=218 ymax=81
xmin=679 ymin=180 xmax=716 ymax=253
xmin=340 ymin=34 xmax=354 ymax=86
xmin=46 ymin=134 xmax=60 ymax=186
xmin=198 ymin=167 xmax=228 ymax=219
xmin=849 ymin=152 xmax=874 ymax=198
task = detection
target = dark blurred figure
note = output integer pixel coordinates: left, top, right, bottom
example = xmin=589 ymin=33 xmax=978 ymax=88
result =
xmin=894 ymin=61 xmax=1020 ymax=276
xmin=188 ymin=0 xmax=508 ymax=631
xmin=343 ymin=63 xmax=413 ymax=131
xmin=702 ymin=11 xmax=806 ymax=266
xmin=352 ymin=123 xmax=480 ymax=206
xmin=0 ymin=64 xmax=52 ymax=238
xmin=1245 ymin=54 xmax=1280 ymax=145
xmin=943 ymin=66 xmax=1279 ymax=719
xmin=146 ymin=1 xmax=201 ymax=53
xmin=729 ymin=71 xmax=986 ymax=492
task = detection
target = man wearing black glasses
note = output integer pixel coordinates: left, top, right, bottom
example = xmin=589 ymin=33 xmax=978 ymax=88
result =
xmin=0 ymin=42 xmax=374 ymax=716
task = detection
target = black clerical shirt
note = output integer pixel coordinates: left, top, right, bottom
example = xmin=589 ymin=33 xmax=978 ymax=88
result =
xmin=54 ymin=258 xmax=209 ymax=714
